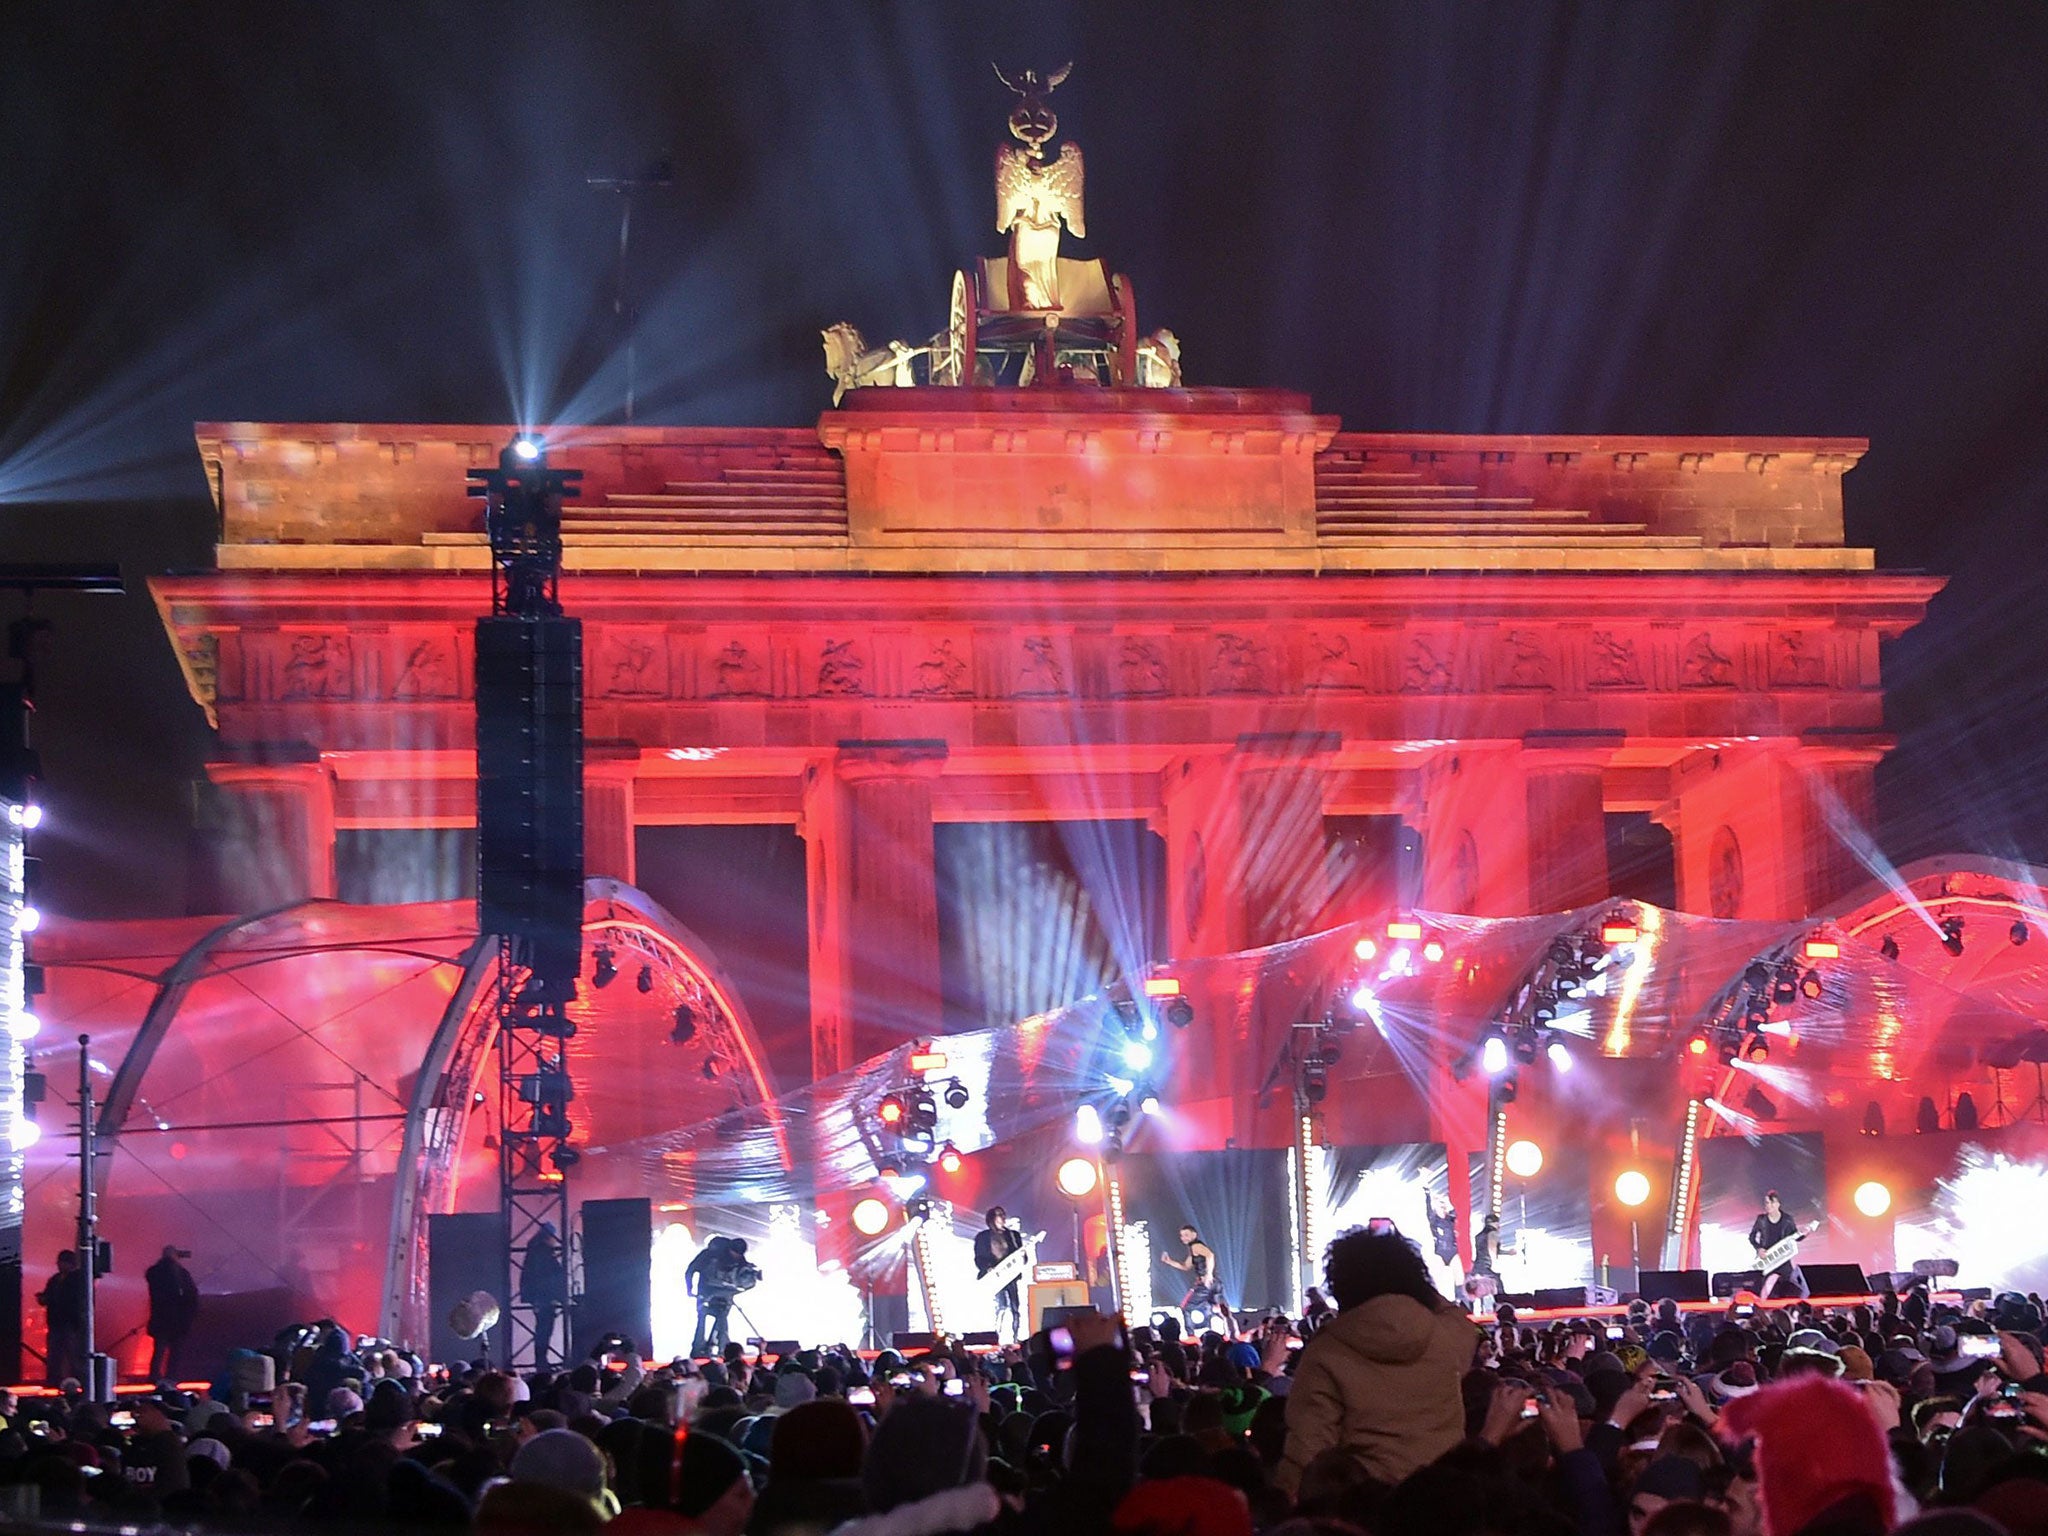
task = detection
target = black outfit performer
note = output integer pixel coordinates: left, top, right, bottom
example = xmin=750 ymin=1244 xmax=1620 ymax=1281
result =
xmin=973 ymin=1207 xmax=1025 ymax=1342
xmin=37 ymin=1250 xmax=86 ymax=1386
xmin=1426 ymin=1194 xmax=1460 ymax=1268
xmin=518 ymin=1222 xmax=569 ymax=1368
xmin=687 ymin=1236 xmax=754 ymax=1357
xmin=1163 ymin=1223 xmax=1237 ymax=1335
xmin=144 ymin=1245 xmax=200 ymax=1382
xmin=1748 ymin=1190 xmax=1809 ymax=1299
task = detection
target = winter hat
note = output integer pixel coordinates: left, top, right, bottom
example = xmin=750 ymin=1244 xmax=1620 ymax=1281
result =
xmin=862 ymin=1394 xmax=986 ymax=1513
xmin=324 ymin=1387 xmax=364 ymax=1419
xmin=769 ymin=1399 xmax=866 ymax=1482
xmin=1709 ymin=1361 xmax=1760 ymax=1400
xmin=509 ymin=1427 xmax=608 ymax=1503
xmin=673 ymin=1432 xmax=749 ymax=1518
xmin=1786 ymin=1329 xmax=1840 ymax=1357
xmin=1224 ymin=1342 xmax=1262 ymax=1372
xmin=1721 ymin=1374 xmax=1896 ymax=1536
xmin=1633 ymin=1458 xmax=1709 ymax=1503
xmin=1217 ymin=1385 xmax=1267 ymax=1437
xmin=186 ymin=1438 xmax=231 ymax=1472
xmin=364 ymin=1379 xmax=414 ymax=1432
xmin=1113 ymin=1475 xmax=1254 ymax=1536
xmin=772 ymin=1372 xmax=817 ymax=1410
xmin=1837 ymin=1345 xmax=1875 ymax=1382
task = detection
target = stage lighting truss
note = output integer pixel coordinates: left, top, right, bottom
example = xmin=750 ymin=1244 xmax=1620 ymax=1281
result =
xmin=467 ymin=437 xmax=583 ymax=619
xmin=1468 ymin=907 xmax=1640 ymax=1090
xmin=1701 ymin=931 xmax=1836 ymax=1071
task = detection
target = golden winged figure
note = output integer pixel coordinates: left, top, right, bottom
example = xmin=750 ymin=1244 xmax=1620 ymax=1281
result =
xmin=993 ymin=61 xmax=1083 ymax=310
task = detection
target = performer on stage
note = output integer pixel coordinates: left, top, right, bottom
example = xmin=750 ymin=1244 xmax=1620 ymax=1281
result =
xmin=973 ymin=1206 xmax=1025 ymax=1343
xmin=518 ymin=1222 xmax=568 ymax=1369
xmin=1162 ymin=1222 xmax=1237 ymax=1336
xmin=686 ymin=1236 xmax=745 ymax=1357
xmin=1748 ymin=1190 xmax=1810 ymax=1300
xmin=1426 ymin=1193 xmax=1460 ymax=1269
xmin=1471 ymin=1213 xmax=1506 ymax=1279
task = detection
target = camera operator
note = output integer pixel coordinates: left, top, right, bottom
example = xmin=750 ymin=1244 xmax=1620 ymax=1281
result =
xmin=144 ymin=1244 xmax=200 ymax=1383
xmin=686 ymin=1237 xmax=760 ymax=1358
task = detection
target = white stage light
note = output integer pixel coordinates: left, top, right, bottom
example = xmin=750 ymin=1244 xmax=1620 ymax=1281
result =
xmin=1139 ymin=1092 xmax=1160 ymax=1116
xmin=1056 ymin=1157 xmax=1099 ymax=1198
xmin=1481 ymin=1036 xmax=1509 ymax=1076
xmin=1547 ymin=1040 xmax=1572 ymax=1072
xmin=512 ymin=437 xmax=543 ymax=461
xmin=1853 ymin=1180 xmax=1892 ymax=1218
xmin=6 ymin=1009 xmax=37 ymax=1042
xmin=1614 ymin=1170 xmax=1651 ymax=1207
xmin=1121 ymin=1039 xmax=1153 ymax=1071
xmin=9 ymin=1118 xmax=38 ymax=1152
xmin=851 ymin=1197 xmax=892 ymax=1236
xmin=1075 ymin=1103 xmax=1103 ymax=1144
xmin=1505 ymin=1139 xmax=1543 ymax=1178
xmin=17 ymin=907 xmax=38 ymax=934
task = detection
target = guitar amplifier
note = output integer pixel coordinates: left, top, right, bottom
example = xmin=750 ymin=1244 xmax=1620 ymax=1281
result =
xmin=1033 ymin=1261 xmax=1080 ymax=1283
xmin=1800 ymin=1263 xmax=1870 ymax=1295
xmin=1028 ymin=1280 xmax=1090 ymax=1331
xmin=1712 ymin=1270 xmax=1764 ymax=1298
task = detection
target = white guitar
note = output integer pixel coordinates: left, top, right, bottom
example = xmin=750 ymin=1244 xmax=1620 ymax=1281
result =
xmin=980 ymin=1229 xmax=1046 ymax=1297
xmin=1755 ymin=1220 xmax=1821 ymax=1275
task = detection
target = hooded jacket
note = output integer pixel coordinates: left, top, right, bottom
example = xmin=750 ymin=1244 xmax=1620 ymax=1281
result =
xmin=1276 ymin=1293 xmax=1476 ymax=1492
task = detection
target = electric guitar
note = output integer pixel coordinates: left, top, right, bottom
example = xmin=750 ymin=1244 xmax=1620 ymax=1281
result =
xmin=1755 ymin=1220 xmax=1821 ymax=1274
xmin=979 ymin=1230 xmax=1046 ymax=1296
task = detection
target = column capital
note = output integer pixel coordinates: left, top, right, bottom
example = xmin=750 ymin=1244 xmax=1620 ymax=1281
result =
xmin=833 ymin=739 xmax=949 ymax=782
xmin=1522 ymin=728 xmax=1626 ymax=770
xmin=1234 ymin=730 xmax=1342 ymax=762
xmin=585 ymin=739 xmax=642 ymax=778
xmin=1797 ymin=727 xmax=1894 ymax=766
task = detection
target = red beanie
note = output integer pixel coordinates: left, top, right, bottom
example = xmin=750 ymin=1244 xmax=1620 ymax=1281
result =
xmin=1113 ymin=1476 xmax=1253 ymax=1536
xmin=1720 ymin=1375 xmax=1896 ymax=1536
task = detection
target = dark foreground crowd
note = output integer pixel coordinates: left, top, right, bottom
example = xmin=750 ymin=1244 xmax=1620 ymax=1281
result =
xmin=3 ymin=1229 xmax=2048 ymax=1536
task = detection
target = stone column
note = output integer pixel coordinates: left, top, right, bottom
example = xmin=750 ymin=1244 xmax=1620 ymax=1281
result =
xmin=1794 ymin=734 xmax=1887 ymax=913
xmin=1659 ymin=743 xmax=1808 ymax=920
xmin=1417 ymin=746 xmax=1531 ymax=916
xmin=583 ymin=744 xmax=639 ymax=886
xmin=207 ymin=753 xmax=337 ymax=908
xmin=1522 ymin=731 xmax=1619 ymax=914
xmin=799 ymin=741 xmax=946 ymax=1080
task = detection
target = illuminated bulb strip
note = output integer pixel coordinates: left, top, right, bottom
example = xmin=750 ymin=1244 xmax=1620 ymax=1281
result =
xmin=1118 ymin=1219 xmax=1153 ymax=1321
xmin=1106 ymin=1168 xmax=1136 ymax=1314
xmin=909 ymin=1207 xmax=946 ymax=1335
xmin=1487 ymin=1104 xmax=1510 ymax=1219
xmin=1667 ymin=1098 xmax=1703 ymax=1266
xmin=1297 ymin=1113 xmax=1323 ymax=1311
xmin=0 ymin=809 xmax=27 ymax=1191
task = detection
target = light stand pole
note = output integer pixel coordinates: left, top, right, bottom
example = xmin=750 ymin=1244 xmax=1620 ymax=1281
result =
xmin=75 ymin=1034 xmax=110 ymax=1401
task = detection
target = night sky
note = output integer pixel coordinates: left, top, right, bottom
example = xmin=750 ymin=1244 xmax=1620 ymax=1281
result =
xmin=4 ymin=3 xmax=2048 ymax=925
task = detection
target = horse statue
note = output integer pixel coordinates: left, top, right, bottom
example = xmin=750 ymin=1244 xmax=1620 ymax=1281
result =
xmin=821 ymin=323 xmax=927 ymax=405
xmin=1136 ymin=329 xmax=1182 ymax=387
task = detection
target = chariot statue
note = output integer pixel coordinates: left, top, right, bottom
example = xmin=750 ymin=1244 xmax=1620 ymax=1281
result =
xmin=824 ymin=62 xmax=1182 ymax=396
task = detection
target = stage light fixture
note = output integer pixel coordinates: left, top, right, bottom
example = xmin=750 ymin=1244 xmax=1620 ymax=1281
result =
xmin=1165 ymin=997 xmax=1194 ymax=1029
xmin=1423 ymin=940 xmax=1446 ymax=964
xmin=907 ymin=1046 xmax=950 ymax=1073
xmin=511 ymin=436 xmax=543 ymax=462
xmin=905 ymin=1196 xmax=934 ymax=1222
xmin=1853 ymin=1180 xmax=1892 ymax=1218
xmin=1505 ymin=1139 xmax=1543 ymax=1178
xmin=1349 ymin=983 xmax=1375 ymax=1011
xmin=550 ymin=1145 xmax=581 ymax=1171
xmin=1600 ymin=921 xmax=1639 ymax=946
xmin=1916 ymin=1096 xmax=1940 ymax=1134
xmin=1075 ymin=1103 xmax=1103 ymax=1144
xmin=1056 ymin=1156 xmax=1099 ymax=1198
xmin=1880 ymin=934 xmax=1900 ymax=961
xmin=1319 ymin=1038 xmax=1342 ymax=1066
xmin=1139 ymin=1091 xmax=1161 ymax=1115
xmin=1803 ymin=938 xmax=1841 ymax=960
xmin=1496 ymin=1074 xmax=1519 ymax=1104
xmin=1941 ymin=917 xmax=1966 ymax=957
xmin=1686 ymin=1034 xmax=1708 ymax=1058
xmin=1772 ymin=966 xmax=1797 ymax=1006
xmin=1799 ymin=970 xmax=1823 ymax=1000
xmin=636 ymin=964 xmax=654 ymax=994
xmin=1185 ymin=1303 xmax=1211 ymax=1329
xmin=1144 ymin=977 xmax=1181 ymax=997
xmin=1121 ymin=1039 xmax=1154 ymax=1072
xmin=1513 ymin=1034 xmax=1538 ymax=1065
xmin=669 ymin=1004 xmax=697 ymax=1046
xmin=878 ymin=1094 xmax=906 ymax=1126
xmin=938 ymin=1143 xmax=963 ymax=1174
xmin=1546 ymin=1040 xmax=1572 ymax=1072
xmin=1745 ymin=1036 xmax=1770 ymax=1063
xmin=1353 ymin=937 xmax=1377 ymax=962
xmin=1387 ymin=920 xmax=1423 ymax=941
xmin=1301 ymin=1061 xmax=1328 ymax=1103
xmin=9 ymin=1118 xmax=39 ymax=1152
xmin=1613 ymin=1169 xmax=1651 ymax=1207
xmin=1107 ymin=1101 xmax=1133 ymax=1133
xmin=1862 ymin=1101 xmax=1885 ymax=1137
xmin=2012 ymin=921 xmax=2030 ymax=947
xmin=5 ymin=1008 xmax=36 ymax=1042
xmin=943 ymin=1078 xmax=970 ymax=1110
xmin=17 ymin=904 xmax=38 ymax=934
xmin=1481 ymin=1035 xmax=1509 ymax=1076
xmin=701 ymin=1057 xmax=719 ymax=1080
xmin=591 ymin=946 xmax=617 ymax=988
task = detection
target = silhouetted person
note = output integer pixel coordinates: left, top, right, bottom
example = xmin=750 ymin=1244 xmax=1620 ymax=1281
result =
xmin=145 ymin=1244 xmax=200 ymax=1382
xmin=519 ymin=1222 xmax=569 ymax=1368
xmin=37 ymin=1249 xmax=86 ymax=1385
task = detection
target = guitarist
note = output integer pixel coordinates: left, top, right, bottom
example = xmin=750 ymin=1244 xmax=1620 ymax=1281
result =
xmin=1748 ymin=1190 xmax=1810 ymax=1299
xmin=974 ymin=1207 xmax=1025 ymax=1343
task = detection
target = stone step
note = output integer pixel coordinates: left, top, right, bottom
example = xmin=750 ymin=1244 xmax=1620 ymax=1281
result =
xmin=1318 ymin=498 xmax=1556 ymax=515
xmin=558 ymin=532 xmax=849 ymax=547
xmin=1317 ymin=530 xmax=1699 ymax=547
xmin=565 ymin=520 xmax=848 ymax=537
xmin=609 ymin=491 xmax=846 ymax=509
xmin=716 ymin=467 xmax=845 ymax=483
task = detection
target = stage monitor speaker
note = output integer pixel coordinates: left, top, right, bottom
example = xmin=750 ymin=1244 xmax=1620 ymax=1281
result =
xmin=0 ymin=1254 xmax=19 ymax=1385
xmin=1712 ymin=1270 xmax=1763 ymax=1298
xmin=892 ymin=1331 xmax=936 ymax=1352
xmin=1533 ymin=1286 xmax=1614 ymax=1311
xmin=960 ymin=1331 xmax=999 ymax=1348
xmin=760 ymin=1339 xmax=800 ymax=1359
xmin=574 ymin=1198 xmax=652 ymax=1360
xmin=1801 ymin=1263 xmax=1870 ymax=1295
xmin=1640 ymin=1269 xmax=1711 ymax=1303
xmin=1038 ymin=1303 xmax=1097 ymax=1333
xmin=1029 ymin=1281 xmax=1091 ymax=1332
xmin=428 ymin=1211 xmax=508 ymax=1367
xmin=475 ymin=616 xmax=583 ymax=988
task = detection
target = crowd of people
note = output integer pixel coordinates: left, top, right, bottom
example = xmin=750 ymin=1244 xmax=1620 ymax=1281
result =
xmin=2 ymin=1227 xmax=2047 ymax=1536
